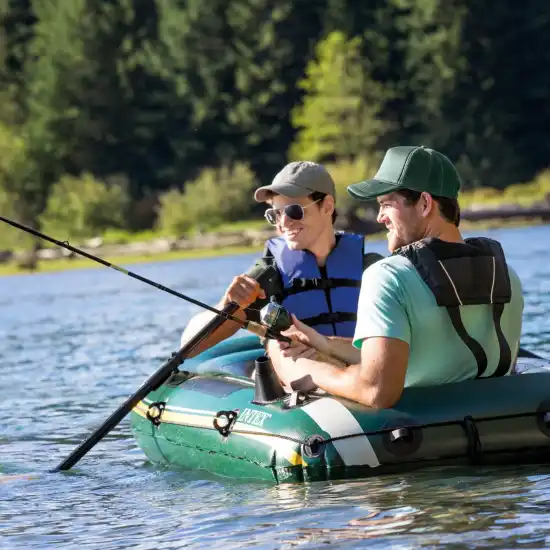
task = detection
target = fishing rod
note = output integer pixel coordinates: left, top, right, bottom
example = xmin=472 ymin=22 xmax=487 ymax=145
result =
xmin=0 ymin=215 xmax=290 ymax=344
xmin=1 ymin=215 xmax=544 ymax=360
xmin=0 ymin=214 xmax=292 ymax=472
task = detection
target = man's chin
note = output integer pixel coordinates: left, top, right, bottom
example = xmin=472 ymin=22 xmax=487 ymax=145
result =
xmin=283 ymin=237 xmax=305 ymax=250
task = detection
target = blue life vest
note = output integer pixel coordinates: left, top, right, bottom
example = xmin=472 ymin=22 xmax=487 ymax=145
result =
xmin=266 ymin=233 xmax=364 ymax=337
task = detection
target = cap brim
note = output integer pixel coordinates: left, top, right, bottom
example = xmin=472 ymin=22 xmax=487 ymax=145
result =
xmin=254 ymin=182 xmax=312 ymax=203
xmin=346 ymin=179 xmax=402 ymax=202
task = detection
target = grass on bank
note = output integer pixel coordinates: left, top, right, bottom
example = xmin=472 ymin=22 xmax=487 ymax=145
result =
xmin=99 ymin=219 xmax=269 ymax=246
xmin=0 ymin=244 xmax=266 ymax=277
xmin=3 ymin=216 xmax=547 ymax=278
xmin=1 ymin=169 xmax=549 ymax=277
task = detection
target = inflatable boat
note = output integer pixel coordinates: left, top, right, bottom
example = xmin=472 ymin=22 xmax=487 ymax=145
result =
xmin=130 ymin=336 xmax=550 ymax=483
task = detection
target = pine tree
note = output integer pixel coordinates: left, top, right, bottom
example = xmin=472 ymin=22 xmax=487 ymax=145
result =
xmin=226 ymin=0 xmax=326 ymax=178
xmin=0 ymin=0 xmax=37 ymax=122
xmin=289 ymin=31 xmax=390 ymax=163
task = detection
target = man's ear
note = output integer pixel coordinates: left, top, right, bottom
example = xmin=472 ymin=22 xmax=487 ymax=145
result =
xmin=323 ymin=195 xmax=336 ymax=216
xmin=420 ymin=192 xmax=435 ymax=218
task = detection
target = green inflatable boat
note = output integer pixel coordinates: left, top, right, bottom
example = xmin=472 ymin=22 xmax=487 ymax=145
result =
xmin=130 ymin=336 xmax=550 ymax=483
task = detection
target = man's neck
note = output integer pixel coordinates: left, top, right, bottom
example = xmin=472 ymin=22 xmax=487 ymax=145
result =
xmin=423 ymin=222 xmax=464 ymax=244
xmin=308 ymin=230 xmax=337 ymax=267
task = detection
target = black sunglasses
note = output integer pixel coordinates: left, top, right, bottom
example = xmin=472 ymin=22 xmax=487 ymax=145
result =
xmin=264 ymin=199 xmax=322 ymax=225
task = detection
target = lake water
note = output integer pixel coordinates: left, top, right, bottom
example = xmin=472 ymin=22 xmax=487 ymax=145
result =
xmin=1 ymin=225 xmax=550 ymax=549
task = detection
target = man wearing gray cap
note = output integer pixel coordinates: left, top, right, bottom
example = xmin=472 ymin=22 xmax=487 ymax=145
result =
xmin=269 ymin=146 xmax=523 ymax=406
xmin=180 ymin=160 xmax=383 ymax=356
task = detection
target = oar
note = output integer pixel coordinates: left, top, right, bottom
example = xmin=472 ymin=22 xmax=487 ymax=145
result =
xmin=52 ymin=303 xmax=239 ymax=472
xmin=0 ymin=215 xmax=288 ymax=343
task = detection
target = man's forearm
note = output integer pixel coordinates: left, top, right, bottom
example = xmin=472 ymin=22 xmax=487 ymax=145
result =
xmin=282 ymin=358 xmax=387 ymax=409
xmin=325 ymin=337 xmax=361 ymax=365
xmin=278 ymin=357 xmax=371 ymax=404
xmin=180 ymin=305 xmax=246 ymax=357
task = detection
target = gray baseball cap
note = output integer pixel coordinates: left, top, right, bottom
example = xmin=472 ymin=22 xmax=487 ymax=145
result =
xmin=254 ymin=161 xmax=336 ymax=203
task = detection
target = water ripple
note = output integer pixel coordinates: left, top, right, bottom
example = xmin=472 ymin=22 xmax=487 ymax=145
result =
xmin=1 ymin=228 xmax=550 ymax=549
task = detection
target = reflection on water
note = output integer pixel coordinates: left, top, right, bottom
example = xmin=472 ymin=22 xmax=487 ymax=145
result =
xmin=1 ymin=225 xmax=550 ymax=549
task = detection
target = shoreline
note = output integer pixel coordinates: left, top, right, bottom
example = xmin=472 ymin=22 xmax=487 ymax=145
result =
xmin=0 ymin=217 xmax=547 ymax=278
xmin=0 ymin=244 xmax=266 ymax=277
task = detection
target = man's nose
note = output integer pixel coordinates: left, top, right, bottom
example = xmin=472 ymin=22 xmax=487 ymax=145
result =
xmin=279 ymin=211 xmax=295 ymax=228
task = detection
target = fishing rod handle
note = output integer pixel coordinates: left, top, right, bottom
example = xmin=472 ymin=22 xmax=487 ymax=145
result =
xmin=246 ymin=321 xmax=292 ymax=344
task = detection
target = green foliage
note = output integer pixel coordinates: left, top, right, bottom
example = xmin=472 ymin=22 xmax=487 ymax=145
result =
xmin=289 ymin=31 xmax=390 ymax=163
xmin=226 ymin=0 xmax=325 ymax=177
xmin=0 ymin=186 xmax=28 ymax=250
xmin=154 ymin=189 xmax=191 ymax=236
xmin=459 ymin=170 xmax=550 ymax=209
xmin=156 ymin=164 xmax=257 ymax=236
xmin=0 ymin=121 xmax=26 ymax=181
xmin=324 ymin=155 xmax=383 ymax=210
xmin=0 ymin=0 xmax=37 ymax=122
xmin=0 ymin=122 xmax=40 ymax=249
xmin=0 ymin=0 xmax=549 ymax=238
xmin=40 ymin=173 xmax=130 ymax=241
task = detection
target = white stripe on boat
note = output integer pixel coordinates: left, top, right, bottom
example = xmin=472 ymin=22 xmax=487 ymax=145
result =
xmin=166 ymin=405 xmax=217 ymax=415
xmin=301 ymin=398 xmax=380 ymax=467
xmin=141 ymin=398 xmax=216 ymax=416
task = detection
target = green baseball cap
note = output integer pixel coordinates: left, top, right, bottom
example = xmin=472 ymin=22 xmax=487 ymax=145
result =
xmin=347 ymin=146 xmax=462 ymax=201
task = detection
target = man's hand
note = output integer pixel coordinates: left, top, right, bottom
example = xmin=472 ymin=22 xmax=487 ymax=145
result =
xmin=281 ymin=314 xmax=330 ymax=355
xmin=277 ymin=340 xmax=318 ymax=361
xmin=221 ymin=275 xmax=266 ymax=309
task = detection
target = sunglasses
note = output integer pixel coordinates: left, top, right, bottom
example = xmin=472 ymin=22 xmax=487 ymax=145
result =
xmin=264 ymin=199 xmax=322 ymax=226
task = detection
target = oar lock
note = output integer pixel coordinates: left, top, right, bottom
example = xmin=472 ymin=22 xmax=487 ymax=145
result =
xmin=146 ymin=402 xmax=166 ymax=427
xmin=213 ymin=410 xmax=239 ymax=437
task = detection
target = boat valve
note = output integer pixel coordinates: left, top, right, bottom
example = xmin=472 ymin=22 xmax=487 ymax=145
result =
xmin=389 ymin=428 xmax=412 ymax=443
xmin=253 ymin=355 xmax=286 ymax=404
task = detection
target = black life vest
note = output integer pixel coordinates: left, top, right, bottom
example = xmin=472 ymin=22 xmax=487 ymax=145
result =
xmin=394 ymin=237 xmax=513 ymax=378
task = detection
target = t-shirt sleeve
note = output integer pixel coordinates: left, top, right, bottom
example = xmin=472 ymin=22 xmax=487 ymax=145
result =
xmin=352 ymin=262 xmax=411 ymax=348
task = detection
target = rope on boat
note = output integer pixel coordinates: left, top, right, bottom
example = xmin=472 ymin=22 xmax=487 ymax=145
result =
xmin=145 ymin=404 xmax=550 ymax=447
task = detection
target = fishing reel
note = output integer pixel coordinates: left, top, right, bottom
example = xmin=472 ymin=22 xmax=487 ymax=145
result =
xmin=259 ymin=296 xmax=292 ymax=333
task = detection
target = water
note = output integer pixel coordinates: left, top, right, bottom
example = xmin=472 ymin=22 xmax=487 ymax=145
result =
xmin=1 ymin=225 xmax=550 ymax=549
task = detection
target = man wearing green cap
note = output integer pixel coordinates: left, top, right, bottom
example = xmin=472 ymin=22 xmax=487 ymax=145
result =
xmin=270 ymin=146 xmax=524 ymax=407
xmin=180 ymin=160 xmax=382 ymax=356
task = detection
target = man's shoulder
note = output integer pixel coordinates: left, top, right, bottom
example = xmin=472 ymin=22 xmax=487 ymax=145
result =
xmin=506 ymin=264 xmax=524 ymax=306
xmin=364 ymin=254 xmax=415 ymax=276
xmin=359 ymin=255 xmax=413 ymax=291
xmin=507 ymin=264 xmax=521 ymax=284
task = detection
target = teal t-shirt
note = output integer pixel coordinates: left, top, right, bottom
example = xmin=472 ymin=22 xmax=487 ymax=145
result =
xmin=352 ymin=255 xmax=524 ymax=387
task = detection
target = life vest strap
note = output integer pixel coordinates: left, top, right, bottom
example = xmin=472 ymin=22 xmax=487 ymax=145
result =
xmin=446 ymin=302 xmax=511 ymax=378
xmin=446 ymin=306 xmax=488 ymax=377
xmin=301 ymin=311 xmax=357 ymax=328
xmin=284 ymin=277 xmax=361 ymax=296
xmin=490 ymin=302 xmax=512 ymax=377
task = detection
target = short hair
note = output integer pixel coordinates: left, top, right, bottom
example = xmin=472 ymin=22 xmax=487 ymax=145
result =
xmin=396 ymin=189 xmax=460 ymax=227
xmin=310 ymin=191 xmax=337 ymax=225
